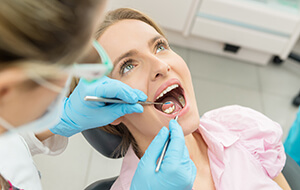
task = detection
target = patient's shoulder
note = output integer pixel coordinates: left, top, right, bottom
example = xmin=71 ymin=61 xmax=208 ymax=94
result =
xmin=201 ymin=105 xmax=282 ymax=136
xmin=201 ymin=105 xmax=285 ymax=178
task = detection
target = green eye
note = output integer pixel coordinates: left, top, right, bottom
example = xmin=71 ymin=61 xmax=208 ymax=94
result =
xmin=156 ymin=45 xmax=166 ymax=53
xmin=122 ymin=63 xmax=135 ymax=74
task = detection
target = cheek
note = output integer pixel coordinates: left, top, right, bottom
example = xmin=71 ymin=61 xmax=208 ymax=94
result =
xmin=172 ymin=56 xmax=194 ymax=99
xmin=126 ymin=109 xmax=160 ymax=130
xmin=124 ymin=106 xmax=171 ymax=139
xmin=175 ymin=57 xmax=191 ymax=77
xmin=168 ymin=52 xmax=191 ymax=79
xmin=119 ymin=71 xmax=149 ymax=95
xmin=181 ymin=116 xmax=200 ymax=136
xmin=22 ymin=89 xmax=58 ymax=120
xmin=5 ymin=87 xmax=59 ymax=126
xmin=172 ymin=55 xmax=200 ymax=134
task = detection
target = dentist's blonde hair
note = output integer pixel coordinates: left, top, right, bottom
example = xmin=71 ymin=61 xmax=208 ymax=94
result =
xmin=0 ymin=174 xmax=9 ymax=190
xmin=0 ymin=0 xmax=104 ymax=69
xmin=96 ymin=8 xmax=166 ymax=158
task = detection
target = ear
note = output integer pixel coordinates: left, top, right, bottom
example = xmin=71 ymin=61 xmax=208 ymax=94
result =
xmin=110 ymin=117 xmax=123 ymax=126
xmin=0 ymin=76 xmax=13 ymax=107
xmin=0 ymin=84 xmax=9 ymax=98
xmin=0 ymin=68 xmax=25 ymax=100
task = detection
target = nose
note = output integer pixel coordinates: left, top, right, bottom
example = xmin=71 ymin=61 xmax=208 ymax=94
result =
xmin=150 ymin=56 xmax=170 ymax=81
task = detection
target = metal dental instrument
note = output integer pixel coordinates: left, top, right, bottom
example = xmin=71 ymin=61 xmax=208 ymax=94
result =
xmin=155 ymin=115 xmax=179 ymax=172
xmin=84 ymin=96 xmax=163 ymax=105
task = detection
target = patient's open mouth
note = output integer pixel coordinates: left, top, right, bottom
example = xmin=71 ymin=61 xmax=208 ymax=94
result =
xmin=154 ymin=84 xmax=186 ymax=114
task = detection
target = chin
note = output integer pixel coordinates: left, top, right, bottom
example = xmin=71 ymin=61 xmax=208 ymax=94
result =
xmin=179 ymin=110 xmax=200 ymax=136
xmin=182 ymin=121 xmax=200 ymax=136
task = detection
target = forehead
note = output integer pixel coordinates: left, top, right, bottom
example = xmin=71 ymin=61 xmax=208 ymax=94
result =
xmin=98 ymin=19 xmax=161 ymax=59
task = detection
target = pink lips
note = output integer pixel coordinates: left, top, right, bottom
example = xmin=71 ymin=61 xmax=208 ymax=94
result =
xmin=153 ymin=78 xmax=190 ymax=118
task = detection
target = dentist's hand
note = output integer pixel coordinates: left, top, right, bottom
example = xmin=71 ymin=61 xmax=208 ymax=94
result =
xmin=130 ymin=120 xmax=197 ymax=190
xmin=50 ymin=76 xmax=147 ymax=137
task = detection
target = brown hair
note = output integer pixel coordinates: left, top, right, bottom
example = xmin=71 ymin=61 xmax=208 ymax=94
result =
xmin=96 ymin=8 xmax=166 ymax=157
xmin=0 ymin=0 xmax=104 ymax=69
xmin=95 ymin=8 xmax=165 ymax=39
xmin=0 ymin=174 xmax=9 ymax=190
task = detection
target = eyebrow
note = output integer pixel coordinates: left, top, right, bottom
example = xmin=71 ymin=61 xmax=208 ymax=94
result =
xmin=113 ymin=49 xmax=138 ymax=66
xmin=113 ymin=35 xmax=163 ymax=66
xmin=148 ymin=35 xmax=162 ymax=48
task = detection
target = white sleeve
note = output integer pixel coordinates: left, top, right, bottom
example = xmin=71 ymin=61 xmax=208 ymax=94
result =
xmin=0 ymin=134 xmax=43 ymax=190
xmin=21 ymin=132 xmax=68 ymax=156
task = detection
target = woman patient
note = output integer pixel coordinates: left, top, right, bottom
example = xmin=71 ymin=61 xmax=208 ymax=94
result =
xmin=87 ymin=8 xmax=290 ymax=189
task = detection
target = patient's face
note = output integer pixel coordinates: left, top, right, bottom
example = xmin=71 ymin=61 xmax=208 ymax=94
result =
xmin=99 ymin=19 xmax=200 ymax=145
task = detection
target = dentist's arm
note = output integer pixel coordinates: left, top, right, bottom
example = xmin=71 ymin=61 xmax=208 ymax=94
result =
xmin=35 ymin=130 xmax=54 ymax=141
xmin=130 ymin=120 xmax=197 ymax=190
xmin=50 ymin=76 xmax=147 ymax=137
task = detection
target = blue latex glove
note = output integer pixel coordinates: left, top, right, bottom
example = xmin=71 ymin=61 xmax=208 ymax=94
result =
xmin=130 ymin=120 xmax=197 ymax=190
xmin=50 ymin=76 xmax=147 ymax=137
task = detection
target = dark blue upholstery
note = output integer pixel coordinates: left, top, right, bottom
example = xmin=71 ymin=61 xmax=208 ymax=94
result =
xmin=84 ymin=176 xmax=118 ymax=190
xmin=282 ymin=154 xmax=300 ymax=189
xmin=82 ymin=128 xmax=122 ymax=158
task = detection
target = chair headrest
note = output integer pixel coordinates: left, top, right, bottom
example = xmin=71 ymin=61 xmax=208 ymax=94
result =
xmin=82 ymin=128 xmax=123 ymax=158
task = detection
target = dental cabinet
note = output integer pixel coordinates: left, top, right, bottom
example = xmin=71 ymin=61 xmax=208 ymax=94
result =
xmin=107 ymin=0 xmax=300 ymax=65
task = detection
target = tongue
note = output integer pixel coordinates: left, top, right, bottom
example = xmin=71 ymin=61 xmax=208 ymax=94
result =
xmin=160 ymin=96 xmax=182 ymax=113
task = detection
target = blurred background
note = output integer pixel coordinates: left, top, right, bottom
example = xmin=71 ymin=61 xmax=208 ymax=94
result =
xmin=33 ymin=0 xmax=300 ymax=189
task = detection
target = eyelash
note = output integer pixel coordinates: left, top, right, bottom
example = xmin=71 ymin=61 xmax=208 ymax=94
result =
xmin=119 ymin=39 xmax=169 ymax=75
xmin=119 ymin=59 xmax=134 ymax=75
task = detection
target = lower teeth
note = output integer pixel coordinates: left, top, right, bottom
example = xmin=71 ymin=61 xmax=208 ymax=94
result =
xmin=159 ymin=95 xmax=185 ymax=114
xmin=162 ymin=101 xmax=175 ymax=114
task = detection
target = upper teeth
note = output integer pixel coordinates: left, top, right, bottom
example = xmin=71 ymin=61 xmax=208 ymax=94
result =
xmin=156 ymin=84 xmax=179 ymax=100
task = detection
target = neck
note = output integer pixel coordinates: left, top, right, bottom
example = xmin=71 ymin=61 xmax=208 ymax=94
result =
xmin=135 ymin=135 xmax=153 ymax=158
xmin=186 ymin=131 xmax=215 ymax=190
xmin=185 ymin=131 xmax=208 ymax=167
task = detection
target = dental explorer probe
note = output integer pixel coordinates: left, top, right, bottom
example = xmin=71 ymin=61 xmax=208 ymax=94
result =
xmin=155 ymin=115 xmax=178 ymax=172
xmin=84 ymin=96 xmax=163 ymax=105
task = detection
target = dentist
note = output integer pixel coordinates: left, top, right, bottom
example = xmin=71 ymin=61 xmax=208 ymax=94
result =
xmin=0 ymin=0 xmax=196 ymax=190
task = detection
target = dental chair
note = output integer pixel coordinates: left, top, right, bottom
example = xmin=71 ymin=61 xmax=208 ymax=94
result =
xmin=82 ymin=128 xmax=122 ymax=190
xmin=82 ymin=128 xmax=300 ymax=190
